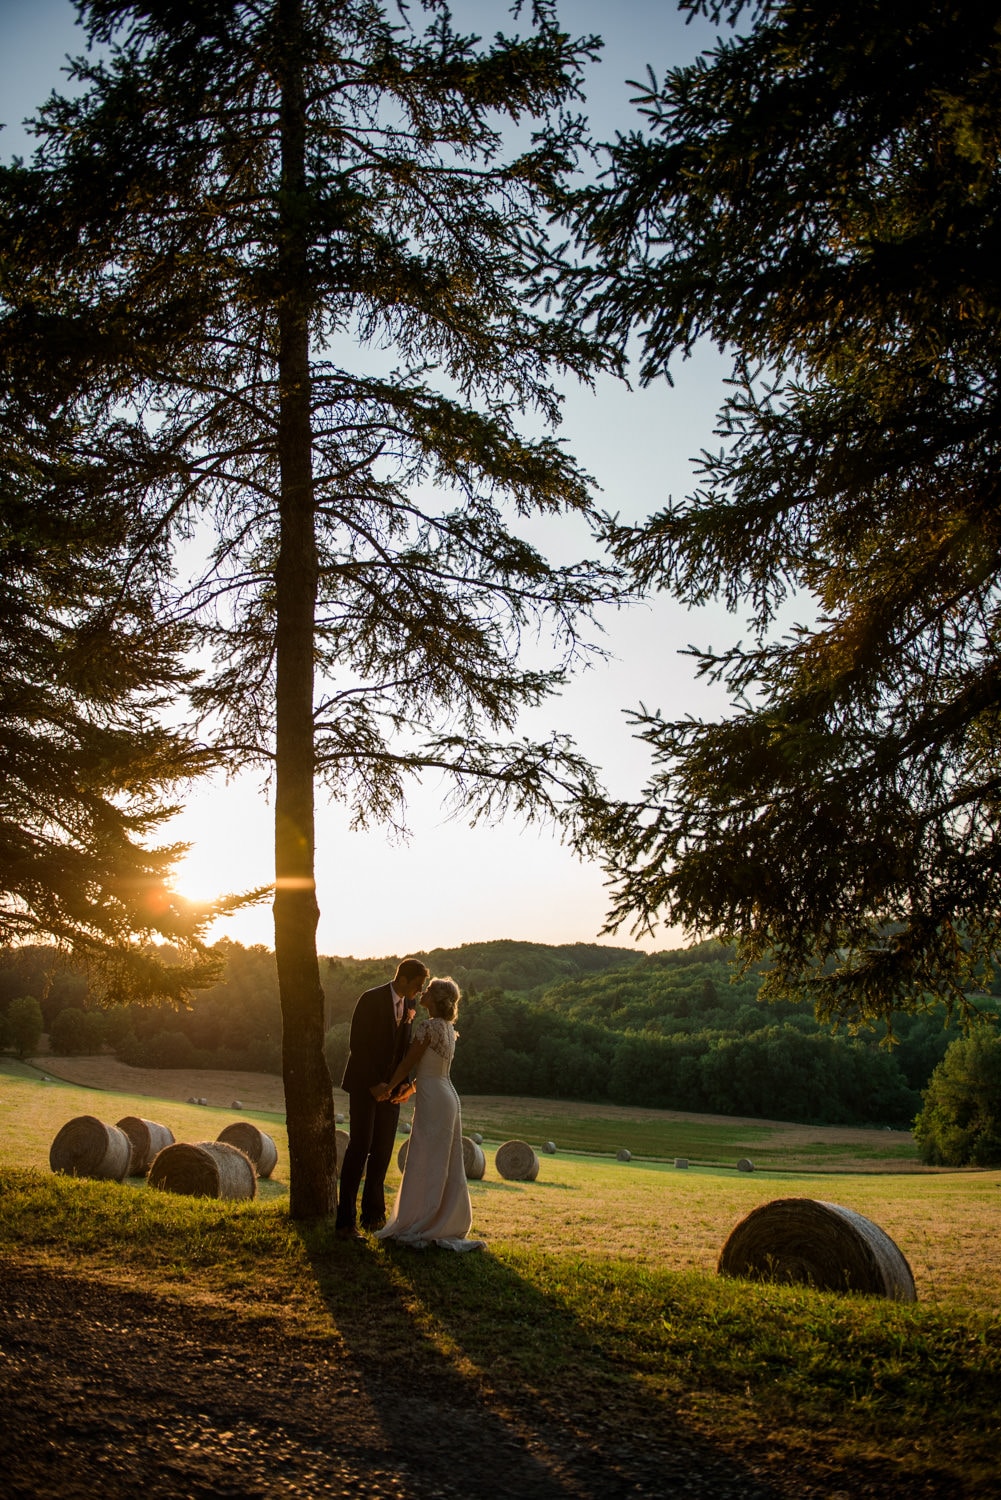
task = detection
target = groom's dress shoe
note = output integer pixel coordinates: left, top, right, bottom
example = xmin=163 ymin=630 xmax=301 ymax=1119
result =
xmin=335 ymin=1226 xmax=364 ymax=1241
xmin=361 ymin=1217 xmax=386 ymax=1232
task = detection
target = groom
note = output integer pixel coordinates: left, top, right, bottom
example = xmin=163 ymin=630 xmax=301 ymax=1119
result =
xmin=335 ymin=957 xmax=430 ymax=1239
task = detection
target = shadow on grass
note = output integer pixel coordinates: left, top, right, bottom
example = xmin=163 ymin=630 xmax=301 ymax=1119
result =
xmin=469 ymin=1179 xmax=577 ymax=1194
xmin=299 ymin=1227 xmax=780 ymax=1500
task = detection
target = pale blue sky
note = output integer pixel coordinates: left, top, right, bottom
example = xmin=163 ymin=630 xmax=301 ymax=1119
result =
xmin=1 ymin=1 xmax=741 ymax=957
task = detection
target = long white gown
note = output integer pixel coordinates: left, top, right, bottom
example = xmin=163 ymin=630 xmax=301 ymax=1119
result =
xmin=376 ymin=1016 xmax=485 ymax=1252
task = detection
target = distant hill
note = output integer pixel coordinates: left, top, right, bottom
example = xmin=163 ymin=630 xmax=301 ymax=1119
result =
xmin=2 ymin=935 xmax=983 ymax=1128
xmin=419 ymin=938 xmax=644 ymax=995
xmin=320 ymin=939 xmax=643 ymax=1024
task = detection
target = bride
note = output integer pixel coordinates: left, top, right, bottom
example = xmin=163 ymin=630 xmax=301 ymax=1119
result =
xmin=373 ymin=976 xmax=485 ymax=1252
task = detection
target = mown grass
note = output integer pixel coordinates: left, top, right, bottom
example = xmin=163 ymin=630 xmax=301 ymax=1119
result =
xmin=3 ymin=1059 xmax=1000 ymax=1492
xmin=455 ymin=1095 xmax=920 ymax=1168
xmin=10 ymin=1054 xmax=920 ymax=1169
xmin=1 ymin=1167 xmax=999 ymax=1493
xmin=3 ymin=1057 xmax=998 ymax=1304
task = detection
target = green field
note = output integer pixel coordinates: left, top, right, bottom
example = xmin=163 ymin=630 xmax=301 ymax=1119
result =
xmin=2 ymin=1057 xmax=1000 ymax=1494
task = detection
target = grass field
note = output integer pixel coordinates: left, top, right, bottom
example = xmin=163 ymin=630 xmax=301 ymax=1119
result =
xmin=2 ymin=1054 xmax=1000 ymax=1494
xmin=24 ymin=1050 xmax=922 ymax=1168
xmin=2 ymin=1055 xmax=997 ymax=1307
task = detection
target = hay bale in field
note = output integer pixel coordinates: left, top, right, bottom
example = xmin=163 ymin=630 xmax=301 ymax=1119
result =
xmin=541 ymin=1140 xmax=557 ymax=1155
xmin=148 ymin=1141 xmax=257 ymax=1200
xmin=231 ymin=1100 xmax=243 ymax=1109
xmin=737 ymin=1157 xmax=755 ymax=1173
xmin=401 ymin=1120 xmax=411 ymax=1134
xmin=115 ymin=1116 xmax=175 ymax=1176
xmin=335 ymin=1128 xmax=350 ymax=1177
xmin=198 ymin=1097 xmax=208 ymax=1106
xmin=470 ymin=1132 xmax=483 ymax=1145
xmin=616 ymin=1147 xmax=632 ymax=1162
xmin=718 ymin=1198 xmax=917 ymax=1302
xmin=335 ymin=1112 xmax=345 ymax=1124
xmin=187 ymin=1097 xmax=198 ymax=1104
xmin=675 ymin=1157 xmax=689 ymax=1170
xmin=400 ymin=1134 xmax=485 ymax=1178
xmin=495 ymin=1140 xmax=539 ymax=1181
xmin=216 ymin=1121 xmax=278 ymax=1178
xmin=462 ymin=1136 xmax=486 ymax=1179
xmin=49 ymin=1115 xmax=132 ymax=1182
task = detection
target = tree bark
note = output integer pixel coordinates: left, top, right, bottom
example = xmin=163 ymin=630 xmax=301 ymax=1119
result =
xmin=274 ymin=0 xmax=338 ymax=1219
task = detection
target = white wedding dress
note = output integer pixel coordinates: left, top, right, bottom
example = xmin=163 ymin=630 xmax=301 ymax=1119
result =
xmin=377 ymin=1016 xmax=485 ymax=1252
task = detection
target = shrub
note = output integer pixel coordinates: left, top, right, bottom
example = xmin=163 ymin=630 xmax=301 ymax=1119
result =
xmin=5 ymin=995 xmax=44 ymax=1058
xmin=49 ymin=1006 xmax=104 ymax=1056
xmin=144 ymin=1030 xmax=200 ymax=1069
xmin=913 ymin=1031 xmax=1001 ymax=1166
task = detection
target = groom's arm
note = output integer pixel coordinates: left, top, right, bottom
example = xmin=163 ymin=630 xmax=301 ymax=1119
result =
xmin=375 ymin=1032 xmax=430 ymax=1101
xmin=380 ymin=1008 xmax=418 ymax=1101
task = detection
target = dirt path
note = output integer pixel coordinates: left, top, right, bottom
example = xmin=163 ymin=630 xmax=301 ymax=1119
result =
xmin=1 ymin=1258 xmax=801 ymax=1500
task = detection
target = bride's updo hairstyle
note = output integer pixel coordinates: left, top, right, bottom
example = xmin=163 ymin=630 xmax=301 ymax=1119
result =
xmin=425 ymin=977 xmax=460 ymax=1022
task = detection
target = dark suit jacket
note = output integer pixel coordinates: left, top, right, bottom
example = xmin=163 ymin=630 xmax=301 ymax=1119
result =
xmin=341 ymin=982 xmax=412 ymax=1093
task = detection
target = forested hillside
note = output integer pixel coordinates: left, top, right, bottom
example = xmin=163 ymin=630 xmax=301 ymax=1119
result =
xmin=448 ymin=941 xmax=979 ymax=1126
xmin=2 ymin=937 xmax=990 ymax=1127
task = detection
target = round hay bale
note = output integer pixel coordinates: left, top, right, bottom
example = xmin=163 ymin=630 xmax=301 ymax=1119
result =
xmin=187 ymin=1097 xmax=198 ymax=1104
xmin=49 ymin=1116 xmax=132 ymax=1182
xmin=462 ymin=1136 xmax=486 ymax=1179
xmin=198 ymin=1097 xmax=208 ymax=1106
xmin=616 ymin=1147 xmax=632 ymax=1162
xmin=335 ymin=1128 xmax=350 ymax=1177
xmin=495 ymin=1140 xmax=539 ymax=1181
xmin=397 ymin=1137 xmax=410 ymax=1172
xmin=541 ymin=1140 xmax=557 ymax=1155
xmin=470 ymin=1131 xmax=483 ymax=1145
xmin=148 ymin=1141 xmax=257 ymax=1201
xmin=718 ymin=1198 xmax=917 ymax=1302
xmin=216 ymin=1121 xmax=278 ymax=1179
xmin=231 ymin=1100 xmax=243 ymax=1109
xmin=674 ymin=1157 xmax=689 ymax=1170
xmin=335 ymin=1112 xmax=345 ymax=1124
xmin=401 ymin=1120 xmax=411 ymax=1134
xmin=115 ymin=1116 xmax=175 ymax=1176
xmin=737 ymin=1157 xmax=755 ymax=1172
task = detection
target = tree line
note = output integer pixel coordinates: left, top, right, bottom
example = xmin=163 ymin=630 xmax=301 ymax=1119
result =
xmin=5 ymin=936 xmax=992 ymax=1130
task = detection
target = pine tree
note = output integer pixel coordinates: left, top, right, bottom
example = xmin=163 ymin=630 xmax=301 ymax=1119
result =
xmin=1 ymin=0 xmax=619 ymax=1215
xmin=569 ymin=0 xmax=1001 ymax=1027
xmin=0 ymin=414 xmax=229 ymax=1000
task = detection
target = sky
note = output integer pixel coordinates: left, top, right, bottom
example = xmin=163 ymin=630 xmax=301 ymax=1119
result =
xmin=0 ymin=0 xmax=742 ymax=960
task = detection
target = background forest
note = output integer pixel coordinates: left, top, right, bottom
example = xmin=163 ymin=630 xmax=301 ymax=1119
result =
xmin=2 ymin=937 xmax=991 ymax=1129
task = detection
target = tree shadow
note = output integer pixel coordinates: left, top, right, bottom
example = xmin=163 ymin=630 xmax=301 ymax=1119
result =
xmin=298 ymin=1228 xmax=782 ymax=1499
xmin=469 ymin=1179 xmax=577 ymax=1194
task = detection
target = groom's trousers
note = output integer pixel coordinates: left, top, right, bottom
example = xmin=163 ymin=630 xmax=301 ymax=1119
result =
xmin=336 ymin=1092 xmax=401 ymax=1229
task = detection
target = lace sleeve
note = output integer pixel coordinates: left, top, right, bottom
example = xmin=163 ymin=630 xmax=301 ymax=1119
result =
xmin=416 ymin=1016 xmax=452 ymax=1058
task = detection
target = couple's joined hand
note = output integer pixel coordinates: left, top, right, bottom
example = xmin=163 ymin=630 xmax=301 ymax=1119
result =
xmin=370 ymin=1080 xmax=415 ymax=1104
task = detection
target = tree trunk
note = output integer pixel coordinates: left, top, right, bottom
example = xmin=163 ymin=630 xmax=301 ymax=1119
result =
xmin=274 ymin=0 xmax=338 ymax=1219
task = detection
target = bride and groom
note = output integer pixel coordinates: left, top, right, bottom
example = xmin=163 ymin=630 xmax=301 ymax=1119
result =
xmin=335 ymin=958 xmax=485 ymax=1252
